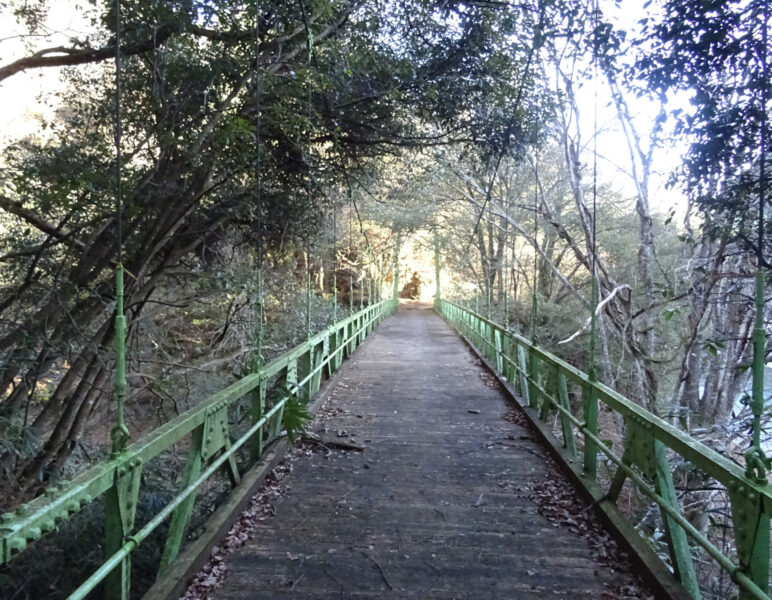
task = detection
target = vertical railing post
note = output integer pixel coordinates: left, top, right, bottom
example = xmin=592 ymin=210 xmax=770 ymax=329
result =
xmin=349 ymin=273 xmax=354 ymax=315
xmin=250 ymin=380 xmax=266 ymax=460
xmin=327 ymin=327 xmax=338 ymax=376
xmin=493 ymin=328 xmax=503 ymax=374
xmin=556 ymin=372 xmax=577 ymax=457
xmin=271 ymin=362 xmax=295 ymax=441
xmin=517 ymin=344 xmax=529 ymax=404
xmin=527 ymin=347 xmax=540 ymax=410
xmin=653 ymin=441 xmax=701 ymax=598
xmin=347 ymin=319 xmax=355 ymax=355
xmin=487 ymin=323 xmax=496 ymax=364
xmin=311 ymin=340 xmax=324 ymax=394
xmin=159 ymin=426 xmax=204 ymax=573
xmin=582 ymin=383 xmax=598 ymax=478
xmin=298 ymin=347 xmax=313 ymax=401
xmin=104 ymin=457 xmax=141 ymax=600
xmin=538 ymin=364 xmax=556 ymax=421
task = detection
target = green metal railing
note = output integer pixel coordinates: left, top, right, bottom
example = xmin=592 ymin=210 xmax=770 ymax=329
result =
xmin=437 ymin=298 xmax=771 ymax=600
xmin=0 ymin=299 xmax=397 ymax=600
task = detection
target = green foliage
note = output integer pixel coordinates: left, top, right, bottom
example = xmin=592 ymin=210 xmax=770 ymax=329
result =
xmin=630 ymin=0 xmax=771 ymax=253
xmin=270 ymin=385 xmax=311 ymax=444
xmin=0 ymin=0 xmax=558 ymax=487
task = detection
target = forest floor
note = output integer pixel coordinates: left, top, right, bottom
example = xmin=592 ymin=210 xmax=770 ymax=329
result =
xmin=183 ymin=306 xmax=653 ymax=599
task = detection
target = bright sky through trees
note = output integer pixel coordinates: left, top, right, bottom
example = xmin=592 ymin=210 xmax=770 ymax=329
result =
xmin=0 ymin=0 xmax=690 ymax=217
xmin=0 ymin=2 xmax=92 ymax=145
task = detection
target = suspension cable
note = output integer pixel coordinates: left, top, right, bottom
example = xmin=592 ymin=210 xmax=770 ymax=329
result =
xmin=531 ymin=157 xmax=539 ymax=343
xmin=511 ymin=190 xmax=517 ymax=328
xmin=503 ymin=192 xmax=509 ymax=328
xmin=486 ymin=201 xmax=492 ymax=319
xmin=341 ymin=172 xmax=381 ymax=288
xmin=296 ymin=0 xmax=315 ymax=336
xmin=295 ymin=0 xmax=314 ymax=337
xmin=745 ymin=0 xmax=770 ymax=483
xmin=254 ymin=0 xmax=264 ymax=367
xmin=349 ymin=189 xmax=354 ymax=314
xmin=588 ymin=0 xmax=600 ymax=382
xmin=114 ymin=2 xmax=123 ymax=268
xmin=350 ymin=194 xmax=376 ymax=262
xmin=459 ymin=12 xmax=542 ymax=261
xmin=110 ymin=0 xmax=129 ymax=456
xmin=303 ymin=203 xmax=311 ymax=341
xmin=333 ymin=203 xmax=338 ymax=321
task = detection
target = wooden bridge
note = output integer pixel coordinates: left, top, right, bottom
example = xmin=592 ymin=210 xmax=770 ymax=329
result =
xmin=209 ymin=305 xmax=648 ymax=599
xmin=1 ymin=300 xmax=770 ymax=600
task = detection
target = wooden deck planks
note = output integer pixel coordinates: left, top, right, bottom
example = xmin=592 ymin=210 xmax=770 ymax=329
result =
xmin=211 ymin=305 xmax=648 ymax=599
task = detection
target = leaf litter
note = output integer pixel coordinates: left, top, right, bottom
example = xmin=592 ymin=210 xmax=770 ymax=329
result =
xmin=504 ymin=407 xmax=655 ymax=599
xmin=181 ymin=442 xmax=320 ymax=599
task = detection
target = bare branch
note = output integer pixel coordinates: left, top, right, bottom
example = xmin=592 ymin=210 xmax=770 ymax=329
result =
xmin=558 ymin=285 xmax=631 ymax=345
xmin=0 ymin=195 xmax=88 ymax=251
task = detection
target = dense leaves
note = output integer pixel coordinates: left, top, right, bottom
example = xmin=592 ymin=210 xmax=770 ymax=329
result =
xmin=632 ymin=0 xmax=771 ymax=255
xmin=0 ymin=0 xmax=554 ymax=489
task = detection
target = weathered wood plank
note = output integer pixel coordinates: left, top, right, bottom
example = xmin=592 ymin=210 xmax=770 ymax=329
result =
xmin=211 ymin=306 xmax=652 ymax=600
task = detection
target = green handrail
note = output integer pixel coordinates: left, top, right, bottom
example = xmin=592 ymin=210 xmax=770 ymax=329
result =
xmin=437 ymin=298 xmax=770 ymax=600
xmin=0 ymin=299 xmax=398 ymax=600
